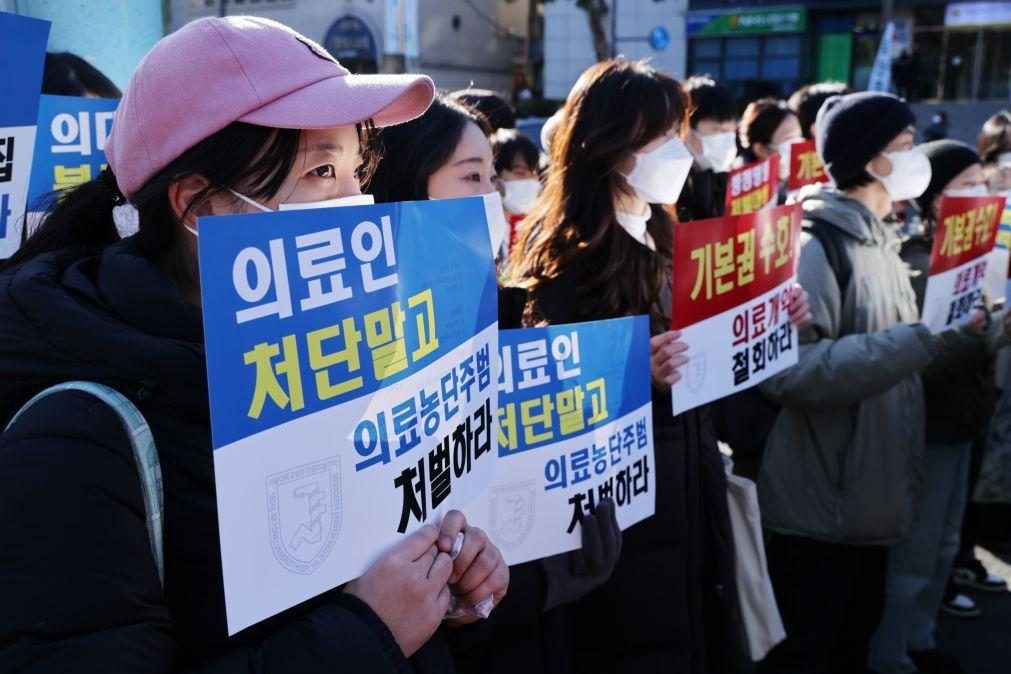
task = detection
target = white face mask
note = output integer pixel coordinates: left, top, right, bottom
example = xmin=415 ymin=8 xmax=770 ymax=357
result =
xmin=945 ymin=184 xmax=988 ymax=198
xmin=693 ymin=130 xmax=737 ymax=173
xmin=869 ymin=147 xmax=932 ymax=202
xmin=621 ymin=136 xmax=694 ymax=205
xmin=770 ymin=137 xmax=804 ymax=179
xmin=184 ymin=190 xmax=376 ymax=237
xmin=501 ymin=178 xmax=541 ymax=215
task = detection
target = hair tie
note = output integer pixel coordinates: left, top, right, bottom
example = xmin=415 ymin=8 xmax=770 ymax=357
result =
xmin=99 ymin=167 xmax=127 ymax=206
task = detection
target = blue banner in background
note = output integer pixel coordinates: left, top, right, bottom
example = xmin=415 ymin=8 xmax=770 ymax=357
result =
xmin=27 ymin=94 xmax=119 ymax=209
xmin=199 ymin=197 xmax=499 ymax=449
xmin=497 ymin=315 xmax=652 ymax=456
xmin=0 ymin=12 xmax=50 ymax=127
xmin=1 ymin=12 xmax=50 ymax=257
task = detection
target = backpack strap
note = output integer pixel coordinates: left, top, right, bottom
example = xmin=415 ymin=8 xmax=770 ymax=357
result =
xmin=5 ymin=382 xmax=164 ymax=588
xmin=803 ymin=216 xmax=853 ymax=295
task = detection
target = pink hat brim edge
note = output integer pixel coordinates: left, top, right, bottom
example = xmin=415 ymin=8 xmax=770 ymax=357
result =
xmin=238 ymin=72 xmax=436 ymax=130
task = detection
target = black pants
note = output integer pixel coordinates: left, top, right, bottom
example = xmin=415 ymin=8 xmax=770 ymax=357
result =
xmin=758 ymin=534 xmax=887 ymax=674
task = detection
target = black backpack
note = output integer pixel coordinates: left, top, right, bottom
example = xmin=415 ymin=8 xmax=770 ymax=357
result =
xmin=712 ymin=217 xmax=852 ymax=468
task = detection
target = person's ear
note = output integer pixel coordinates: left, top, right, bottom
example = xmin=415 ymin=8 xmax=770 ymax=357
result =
xmin=865 ymin=154 xmax=891 ymax=178
xmin=168 ymin=175 xmax=212 ymax=230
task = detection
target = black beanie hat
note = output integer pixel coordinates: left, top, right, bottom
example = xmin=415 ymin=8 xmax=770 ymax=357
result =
xmin=914 ymin=140 xmax=981 ymax=213
xmin=816 ymin=91 xmax=915 ymax=186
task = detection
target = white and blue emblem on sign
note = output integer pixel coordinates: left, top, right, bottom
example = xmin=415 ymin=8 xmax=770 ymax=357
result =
xmin=266 ymin=457 xmax=342 ymax=575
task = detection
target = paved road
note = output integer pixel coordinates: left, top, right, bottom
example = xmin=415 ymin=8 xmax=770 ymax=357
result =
xmin=936 ymin=547 xmax=1011 ymax=674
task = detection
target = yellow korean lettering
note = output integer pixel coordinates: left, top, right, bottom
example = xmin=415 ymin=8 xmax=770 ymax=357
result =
xmin=307 ymin=317 xmax=364 ymax=399
xmin=690 ymin=243 xmax=713 ymax=301
xmin=408 ymin=288 xmax=440 ymax=361
xmin=243 ymin=334 xmax=304 ymax=418
xmin=363 ymin=302 xmax=408 ymax=380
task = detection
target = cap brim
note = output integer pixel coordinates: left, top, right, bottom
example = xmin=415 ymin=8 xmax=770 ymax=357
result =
xmin=239 ymin=73 xmax=435 ymax=129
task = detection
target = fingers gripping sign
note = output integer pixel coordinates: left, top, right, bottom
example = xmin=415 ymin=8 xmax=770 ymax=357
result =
xmin=437 ymin=509 xmax=510 ymax=625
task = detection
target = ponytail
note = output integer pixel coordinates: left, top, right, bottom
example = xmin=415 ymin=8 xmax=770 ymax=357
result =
xmin=2 ymin=123 xmax=302 ymax=295
xmin=1 ymin=169 xmax=123 ymax=271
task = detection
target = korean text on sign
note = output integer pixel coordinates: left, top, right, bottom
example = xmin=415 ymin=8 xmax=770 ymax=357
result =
xmin=0 ymin=12 xmax=50 ymax=258
xmin=463 ymin=316 xmax=655 ymax=567
xmin=921 ymin=195 xmax=1006 ymax=334
xmin=671 ymin=202 xmax=803 ymax=415
xmin=725 ymin=155 xmax=779 ymax=216
xmin=199 ymin=197 xmax=499 ymax=635
xmin=27 ymin=94 xmax=118 ymax=208
xmin=786 ymin=139 xmax=829 ymax=192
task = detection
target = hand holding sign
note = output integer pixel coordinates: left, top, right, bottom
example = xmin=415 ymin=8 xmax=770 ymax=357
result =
xmin=437 ymin=510 xmax=509 ymax=624
xmin=344 ymin=523 xmax=453 ymax=657
xmin=650 ymin=330 xmax=689 ymax=393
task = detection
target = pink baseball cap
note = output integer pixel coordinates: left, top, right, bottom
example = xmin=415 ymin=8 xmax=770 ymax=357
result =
xmin=106 ymin=16 xmax=435 ymax=200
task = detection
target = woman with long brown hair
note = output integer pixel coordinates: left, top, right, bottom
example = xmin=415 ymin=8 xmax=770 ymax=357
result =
xmin=512 ymin=59 xmax=808 ymax=673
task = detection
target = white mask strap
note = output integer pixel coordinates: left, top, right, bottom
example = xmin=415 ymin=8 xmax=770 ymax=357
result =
xmin=229 ymin=188 xmax=273 ymax=213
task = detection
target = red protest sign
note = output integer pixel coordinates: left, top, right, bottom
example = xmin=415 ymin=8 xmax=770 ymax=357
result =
xmin=725 ymin=155 xmax=779 ymax=216
xmin=786 ymin=139 xmax=829 ymax=192
xmin=929 ymin=195 xmax=1004 ymax=275
xmin=673 ymin=202 xmax=802 ymax=329
xmin=670 ymin=202 xmax=803 ymax=414
xmin=921 ymin=195 xmax=1006 ymax=333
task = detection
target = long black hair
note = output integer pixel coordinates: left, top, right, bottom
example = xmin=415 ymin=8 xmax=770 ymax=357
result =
xmin=513 ymin=59 xmax=688 ymax=334
xmin=367 ymin=95 xmax=490 ymax=203
xmin=43 ymin=52 xmax=122 ymax=98
xmin=2 ymin=123 xmax=302 ymax=295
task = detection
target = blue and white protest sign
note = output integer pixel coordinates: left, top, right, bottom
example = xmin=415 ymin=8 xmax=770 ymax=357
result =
xmin=199 ymin=197 xmax=499 ymax=634
xmin=27 ymin=94 xmax=118 ymax=211
xmin=0 ymin=12 xmax=50 ymax=258
xmin=464 ymin=316 xmax=655 ymax=566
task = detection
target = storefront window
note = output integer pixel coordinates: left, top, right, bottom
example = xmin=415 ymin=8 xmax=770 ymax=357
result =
xmin=978 ymin=28 xmax=1010 ymax=100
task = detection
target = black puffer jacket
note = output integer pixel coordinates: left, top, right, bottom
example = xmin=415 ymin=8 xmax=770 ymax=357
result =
xmin=676 ymin=166 xmax=728 ymax=224
xmin=524 ymin=235 xmax=744 ymax=673
xmin=0 ymin=241 xmax=457 ymax=673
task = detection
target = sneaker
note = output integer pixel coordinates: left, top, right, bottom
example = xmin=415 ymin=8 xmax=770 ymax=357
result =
xmin=939 ymin=592 xmax=981 ymax=619
xmin=908 ymin=648 xmax=962 ymax=674
xmin=952 ymin=559 xmax=1008 ymax=592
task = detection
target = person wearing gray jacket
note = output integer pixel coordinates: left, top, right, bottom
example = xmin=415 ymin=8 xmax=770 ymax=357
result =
xmin=756 ymin=93 xmax=937 ymax=674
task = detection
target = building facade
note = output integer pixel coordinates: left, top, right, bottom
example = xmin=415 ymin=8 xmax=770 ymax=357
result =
xmin=685 ymin=1 xmax=1011 ymax=102
xmin=168 ymin=0 xmax=529 ymax=94
xmin=542 ymin=0 xmax=688 ymax=101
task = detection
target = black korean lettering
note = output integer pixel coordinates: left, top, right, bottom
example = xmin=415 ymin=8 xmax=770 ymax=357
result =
xmin=779 ymin=322 xmax=793 ymax=352
xmin=0 ymin=136 xmax=13 ymax=183
xmin=473 ymin=397 xmax=492 ymax=459
xmin=615 ymin=466 xmax=631 ymax=506
xmin=732 ymin=349 xmax=750 ymax=385
xmin=566 ymin=491 xmax=586 ymax=533
xmin=767 ymin=329 xmax=780 ymax=362
xmin=597 ymin=475 xmax=615 ymax=502
xmin=633 ymin=455 xmax=650 ymax=496
xmin=428 ymin=436 xmax=451 ymax=509
xmin=452 ymin=417 xmax=473 ymax=478
xmin=752 ymin=340 xmax=767 ymax=373
xmin=394 ymin=458 xmax=427 ymax=533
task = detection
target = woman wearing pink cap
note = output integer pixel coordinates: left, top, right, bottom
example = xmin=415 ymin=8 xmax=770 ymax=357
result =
xmin=0 ymin=16 xmax=506 ymax=673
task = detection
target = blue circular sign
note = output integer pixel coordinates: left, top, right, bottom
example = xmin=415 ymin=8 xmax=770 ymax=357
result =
xmin=324 ymin=15 xmax=378 ymax=63
xmin=649 ymin=26 xmax=670 ymax=52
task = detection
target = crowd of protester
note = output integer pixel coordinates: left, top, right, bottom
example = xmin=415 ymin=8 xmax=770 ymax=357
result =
xmin=2 ymin=14 xmax=1011 ymax=674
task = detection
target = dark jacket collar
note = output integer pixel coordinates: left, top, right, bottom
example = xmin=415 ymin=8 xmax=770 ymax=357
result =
xmin=0 ymin=240 xmax=208 ymax=421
